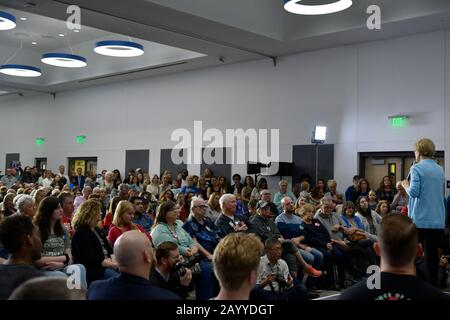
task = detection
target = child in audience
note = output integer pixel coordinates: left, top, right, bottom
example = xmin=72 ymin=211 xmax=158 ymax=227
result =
xmin=368 ymin=190 xmax=378 ymax=211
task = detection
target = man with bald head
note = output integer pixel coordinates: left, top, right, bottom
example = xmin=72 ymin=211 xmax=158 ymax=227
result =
xmin=87 ymin=231 xmax=180 ymax=300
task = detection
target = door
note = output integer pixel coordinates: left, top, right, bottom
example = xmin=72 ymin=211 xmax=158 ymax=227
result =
xmin=68 ymin=157 xmax=98 ymax=179
xmin=35 ymin=158 xmax=47 ymax=171
xmin=360 ymin=151 xmax=445 ymax=190
xmin=364 ymin=157 xmax=402 ymax=190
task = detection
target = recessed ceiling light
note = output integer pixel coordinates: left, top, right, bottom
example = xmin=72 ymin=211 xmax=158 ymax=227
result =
xmin=284 ymin=0 xmax=352 ymax=15
xmin=41 ymin=53 xmax=87 ymax=68
xmin=20 ymin=17 xmax=27 ymax=21
xmin=31 ymin=41 xmax=37 ymax=45
xmin=94 ymin=40 xmax=144 ymax=57
xmin=73 ymin=29 xmax=80 ymax=33
xmin=0 ymin=64 xmax=41 ymax=77
xmin=58 ymin=33 xmax=65 ymax=37
xmin=0 ymin=11 xmax=17 ymax=30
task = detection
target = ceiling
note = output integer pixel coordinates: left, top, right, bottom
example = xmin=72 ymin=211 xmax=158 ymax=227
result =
xmin=1 ymin=0 xmax=450 ymax=98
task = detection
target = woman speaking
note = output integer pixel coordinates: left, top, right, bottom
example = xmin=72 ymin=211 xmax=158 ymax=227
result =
xmin=401 ymin=138 xmax=446 ymax=287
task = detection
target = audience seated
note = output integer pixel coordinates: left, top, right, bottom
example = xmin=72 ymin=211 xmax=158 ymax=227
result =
xmin=88 ymin=231 xmax=179 ymax=300
xmin=150 ymin=241 xmax=193 ymax=299
xmin=340 ymin=214 xmax=449 ymax=300
xmin=376 ymin=175 xmax=397 ymax=204
xmin=2 ymin=164 xmax=446 ymax=301
xmin=33 ymin=196 xmax=87 ymax=288
xmin=206 ymin=192 xmax=221 ymax=222
xmin=252 ymin=238 xmax=308 ymax=300
xmin=151 ymin=200 xmax=214 ymax=299
xmin=107 ymin=200 xmax=150 ymax=247
xmin=273 ymin=180 xmax=297 ymax=212
xmin=71 ymin=199 xmax=119 ymax=285
xmin=215 ymin=194 xmax=249 ymax=238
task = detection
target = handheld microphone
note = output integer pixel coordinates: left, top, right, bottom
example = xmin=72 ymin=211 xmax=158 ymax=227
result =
xmin=407 ymin=161 xmax=416 ymax=181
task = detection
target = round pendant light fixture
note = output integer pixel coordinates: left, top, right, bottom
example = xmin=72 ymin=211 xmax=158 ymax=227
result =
xmin=94 ymin=40 xmax=144 ymax=57
xmin=0 ymin=64 xmax=41 ymax=77
xmin=283 ymin=0 xmax=353 ymax=15
xmin=41 ymin=53 xmax=87 ymax=68
xmin=0 ymin=11 xmax=16 ymax=30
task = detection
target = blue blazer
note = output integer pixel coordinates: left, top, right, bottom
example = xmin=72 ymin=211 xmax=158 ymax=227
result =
xmin=407 ymin=159 xmax=446 ymax=229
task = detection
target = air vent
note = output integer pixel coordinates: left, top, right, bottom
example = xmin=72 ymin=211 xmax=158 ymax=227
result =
xmin=370 ymin=159 xmax=385 ymax=165
xmin=41 ymin=34 xmax=54 ymax=39
xmin=78 ymin=61 xmax=188 ymax=83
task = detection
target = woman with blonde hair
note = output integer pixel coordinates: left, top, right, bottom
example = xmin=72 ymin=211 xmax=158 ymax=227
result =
xmin=207 ymin=192 xmax=221 ymax=222
xmin=71 ymin=199 xmax=118 ymax=284
xmin=401 ymin=138 xmax=445 ymax=286
xmin=103 ymin=196 xmax=121 ymax=230
xmin=390 ymin=181 xmax=409 ymax=213
xmin=107 ymin=200 xmax=150 ymax=247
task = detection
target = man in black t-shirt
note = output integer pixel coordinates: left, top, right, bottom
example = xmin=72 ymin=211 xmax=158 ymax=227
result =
xmin=340 ymin=214 xmax=449 ymax=300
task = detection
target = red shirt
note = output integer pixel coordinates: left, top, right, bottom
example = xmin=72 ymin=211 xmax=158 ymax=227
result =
xmin=104 ymin=211 xmax=113 ymax=230
xmin=61 ymin=215 xmax=73 ymax=237
xmin=107 ymin=224 xmax=151 ymax=247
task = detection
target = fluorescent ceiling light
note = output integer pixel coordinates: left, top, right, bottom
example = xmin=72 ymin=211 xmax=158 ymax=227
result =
xmin=94 ymin=40 xmax=144 ymax=57
xmin=284 ymin=0 xmax=352 ymax=15
xmin=0 ymin=64 xmax=42 ymax=77
xmin=0 ymin=11 xmax=16 ymax=30
xmin=41 ymin=53 xmax=87 ymax=68
xmin=0 ymin=90 xmax=10 ymax=96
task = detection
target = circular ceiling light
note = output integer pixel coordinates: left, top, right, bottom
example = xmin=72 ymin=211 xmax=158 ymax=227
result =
xmin=283 ymin=0 xmax=352 ymax=15
xmin=41 ymin=53 xmax=87 ymax=68
xmin=0 ymin=11 xmax=16 ymax=30
xmin=94 ymin=40 xmax=144 ymax=57
xmin=0 ymin=64 xmax=41 ymax=77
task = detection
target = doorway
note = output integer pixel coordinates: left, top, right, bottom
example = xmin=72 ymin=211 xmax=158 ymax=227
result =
xmin=68 ymin=157 xmax=98 ymax=179
xmin=34 ymin=158 xmax=47 ymax=171
xmin=359 ymin=151 xmax=444 ymax=189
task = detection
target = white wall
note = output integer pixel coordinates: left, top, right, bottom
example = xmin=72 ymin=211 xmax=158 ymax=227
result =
xmin=1 ymin=29 xmax=449 ymax=194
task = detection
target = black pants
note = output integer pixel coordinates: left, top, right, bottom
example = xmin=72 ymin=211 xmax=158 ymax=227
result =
xmin=417 ymin=228 xmax=445 ymax=287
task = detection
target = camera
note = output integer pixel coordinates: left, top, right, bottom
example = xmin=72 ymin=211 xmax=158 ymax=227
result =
xmin=274 ymin=274 xmax=288 ymax=289
xmin=174 ymin=257 xmax=202 ymax=277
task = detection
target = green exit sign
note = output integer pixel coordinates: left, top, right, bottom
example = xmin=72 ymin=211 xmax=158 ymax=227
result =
xmin=35 ymin=138 xmax=45 ymax=146
xmin=389 ymin=116 xmax=408 ymax=128
xmin=76 ymin=135 xmax=87 ymax=144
